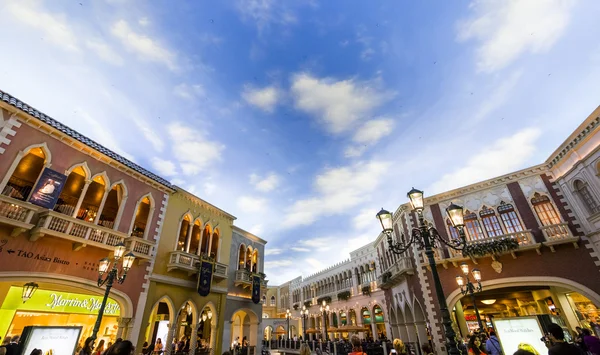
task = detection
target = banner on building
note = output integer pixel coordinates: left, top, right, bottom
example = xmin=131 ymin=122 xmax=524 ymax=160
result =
xmin=252 ymin=275 xmax=261 ymax=304
xmin=28 ymin=168 xmax=67 ymax=209
xmin=197 ymin=261 xmax=214 ymax=297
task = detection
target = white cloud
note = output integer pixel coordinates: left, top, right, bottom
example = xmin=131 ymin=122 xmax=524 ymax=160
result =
xmin=353 ymin=118 xmax=395 ymax=144
xmin=429 ymin=127 xmax=542 ymax=194
xmin=458 ymin=0 xmax=575 ymax=72
xmin=204 ymin=182 xmax=216 ymax=195
xmin=290 ymin=247 xmax=310 ymax=252
xmin=111 ymin=20 xmax=177 ymax=70
xmin=167 ymin=122 xmax=224 ymax=175
xmin=250 ymin=172 xmax=280 ymax=192
xmin=291 ymin=73 xmax=393 ymax=134
xmin=236 ymin=0 xmax=298 ymax=33
xmin=174 ymin=83 xmax=205 ymax=100
xmin=151 ymin=157 xmax=177 ymax=176
xmin=469 ymin=70 xmax=522 ymax=125
xmin=305 ymin=258 xmax=326 ymax=270
xmin=250 ymin=224 xmax=264 ymax=235
xmin=138 ymin=17 xmax=150 ymax=27
xmin=283 ymin=160 xmax=390 ymax=228
xmin=134 ymin=117 xmax=164 ymax=152
xmin=265 ymin=248 xmax=283 ymax=256
xmin=343 ymin=146 xmax=367 ymax=158
xmin=85 ymin=39 xmax=124 ymax=66
xmin=265 ymin=259 xmax=293 ymax=268
xmin=76 ymin=108 xmax=135 ymax=161
xmin=6 ymin=1 xmax=79 ymax=52
xmin=353 ymin=208 xmax=378 ymax=231
xmin=171 ymin=178 xmax=185 ymax=186
xmin=237 ymin=196 xmax=267 ymax=213
xmin=242 ymin=85 xmax=280 ymax=112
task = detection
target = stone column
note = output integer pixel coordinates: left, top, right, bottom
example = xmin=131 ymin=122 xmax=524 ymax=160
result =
xmin=189 ymin=323 xmax=199 ymax=355
xmin=165 ymin=323 xmax=176 ymax=355
xmin=210 ymin=323 xmax=217 ymax=355
xmin=116 ymin=317 xmax=131 ymax=340
xmin=72 ymin=180 xmax=92 ymax=218
xmin=94 ymin=188 xmax=110 ymax=224
xmin=371 ymin=321 xmax=378 ymax=341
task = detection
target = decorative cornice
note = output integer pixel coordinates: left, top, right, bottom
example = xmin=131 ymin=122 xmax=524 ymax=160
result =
xmin=546 ymin=113 xmax=600 ymax=168
xmin=233 ymin=225 xmax=267 ymax=245
xmin=172 ymin=188 xmax=236 ymax=222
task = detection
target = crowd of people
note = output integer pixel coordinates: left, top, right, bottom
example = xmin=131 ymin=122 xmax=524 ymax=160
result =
xmin=0 ymin=335 xmax=135 ymax=355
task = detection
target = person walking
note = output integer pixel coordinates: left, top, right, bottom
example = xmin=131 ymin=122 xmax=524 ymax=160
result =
xmin=79 ymin=338 xmax=94 ymax=355
xmin=94 ymin=340 xmax=106 ymax=355
xmin=583 ymin=328 xmax=600 ymax=355
xmin=547 ymin=323 xmax=581 ymax=355
xmin=5 ymin=336 xmax=20 ymax=355
xmin=486 ymin=331 xmax=502 ymax=355
xmin=468 ymin=335 xmax=487 ymax=355
xmin=391 ymin=339 xmax=406 ymax=355
xmin=104 ymin=340 xmax=135 ymax=355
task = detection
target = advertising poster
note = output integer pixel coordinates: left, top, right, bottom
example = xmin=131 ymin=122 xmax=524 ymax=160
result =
xmin=21 ymin=326 xmax=82 ymax=355
xmin=493 ymin=317 xmax=547 ymax=355
xmin=28 ymin=168 xmax=67 ymax=209
xmin=197 ymin=261 xmax=214 ymax=297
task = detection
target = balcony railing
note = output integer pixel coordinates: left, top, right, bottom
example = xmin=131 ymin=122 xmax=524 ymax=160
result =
xmin=446 ymin=230 xmax=538 ymax=259
xmin=541 ymin=223 xmax=578 ymax=251
xmin=0 ymin=195 xmax=38 ymax=236
xmin=167 ymin=251 xmax=228 ymax=280
xmin=30 ymin=210 xmax=154 ymax=259
xmin=234 ymin=269 xmax=268 ymax=289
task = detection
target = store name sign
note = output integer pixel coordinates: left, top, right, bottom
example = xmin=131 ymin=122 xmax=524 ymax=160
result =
xmin=1 ymin=287 xmax=120 ymax=316
xmin=46 ymin=293 xmax=120 ymax=315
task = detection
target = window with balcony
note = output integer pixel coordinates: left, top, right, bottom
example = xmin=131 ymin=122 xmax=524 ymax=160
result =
xmin=200 ymin=225 xmax=212 ymax=257
xmin=574 ymin=179 xmax=600 ymax=214
xmin=238 ymin=244 xmax=246 ymax=270
xmin=2 ymin=146 xmax=47 ymax=201
xmin=210 ymin=229 xmax=219 ymax=259
xmin=189 ymin=220 xmax=202 ymax=255
xmin=54 ymin=165 xmax=87 ymax=217
xmin=464 ymin=211 xmax=486 ymax=240
xmin=262 ymin=296 xmax=266 ymax=305
xmin=479 ymin=207 xmax=504 ymax=237
xmin=497 ymin=202 xmax=524 ymax=233
xmin=177 ymin=214 xmax=192 ymax=251
xmin=76 ymin=174 xmax=106 ymax=223
xmin=131 ymin=195 xmax=153 ymax=238
xmin=532 ymin=194 xmax=561 ymax=226
xmin=270 ymin=296 xmax=275 ymax=306
xmin=446 ymin=219 xmax=460 ymax=240
xmin=98 ymin=183 xmax=126 ymax=229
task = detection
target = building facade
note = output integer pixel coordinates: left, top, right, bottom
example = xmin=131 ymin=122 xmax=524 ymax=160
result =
xmin=0 ymin=90 xmax=172 ymax=346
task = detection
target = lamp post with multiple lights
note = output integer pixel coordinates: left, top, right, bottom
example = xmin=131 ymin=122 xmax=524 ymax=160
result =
xmin=376 ymin=188 xmax=467 ymax=355
xmin=456 ymin=263 xmax=484 ymax=331
xmin=92 ymin=242 xmax=135 ymax=342
xmin=320 ymin=300 xmax=330 ymax=342
xmin=286 ymin=309 xmax=292 ymax=340
xmin=301 ymin=306 xmax=309 ymax=341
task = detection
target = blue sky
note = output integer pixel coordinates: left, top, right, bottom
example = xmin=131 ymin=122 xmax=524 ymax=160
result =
xmin=2 ymin=0 xmax=600 ymax=284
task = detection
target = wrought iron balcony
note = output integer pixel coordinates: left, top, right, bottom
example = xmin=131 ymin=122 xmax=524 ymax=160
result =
xmin=377 ymin=257 xmax=414 ymax=289
xmin=0 ymin=195 xmax=38 ymax=237
xmin=167 ymin=251 xmax=228 ymax=280
xmin=541 ymin=223 xmax=578 ymax=251
xmin=30 ymin=210 xmax=154 ymax=259
xmin=234 ymin=269 xmax=268 ymax=289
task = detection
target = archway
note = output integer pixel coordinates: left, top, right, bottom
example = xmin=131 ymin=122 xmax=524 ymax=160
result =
xmin=1 ymin=144 xmax=49 ymax=201
xmin=263 ymin=326 xmax=274 ymax=341
xmin=412 ymin=300 xmax=428 ymax=349
xmin=373 ymin=305 xmax=386 ymax=339
xmin=274 ymin=325 xmax=286 ymax=340
xmin=196 ymin=303 xmax=216 ymax=353
xmin=144 ymin=297 xmax=175 ymax=348
xmin=230 ymin=309 xmax=259 ymax=351
xmin=402 ymin=303 xmax=416 ymax=344
xmin=395 ymin=304 xmax=408 ymax=342
xmin=361 ymin=307 xmax=372 ymax=338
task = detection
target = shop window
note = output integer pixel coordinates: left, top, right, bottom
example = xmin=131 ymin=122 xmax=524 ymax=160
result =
xmin=131 ymin=195 xmax=152 ymax=238
xmin=497 ymin=202 xmax=524 ymax=233
xmin=54 ymin=165 xmax=87 ymax=217
xmin=210 ymin=229 xmax=219 ymax=259
xmin=566 ymin=292 xmax=600 ymax=328
xmin=189 ymin=221 xmax=202 ymax=255
xmin=464 ymin=211 xmax=486 ymax=240
xmin=479 ymin=207 xmax=504 ymax=237
xmin=574 ymin=180 xmax=600 ymax=215
xmin=2 ymin=146 xmax=47 ymax=201
xmin=531 ymin=194 xmax=561 ymax=226
xmin=238 ymin=244 xmax=246 ymax=270
xmin=446 ymin=219 xmax=460 ymax=240
xmin=177 ymin=215 xmax=192 ymax=252
xmin=98 ymin=183 xmax=126 ymax=229
xmin=77 ymin=174 xmax=107 ymax=223
xmin=270 ymin=296 xmax=275 ymax=306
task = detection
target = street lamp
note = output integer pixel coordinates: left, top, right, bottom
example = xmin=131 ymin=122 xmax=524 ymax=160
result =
xmin=301 ymin=306 xmax=309 ymax=341
xmin=286 ymin=309 xmax=291 ymax=340
xmin=456 ymin=262 xmax=484 ymax=331
xmin=376 ymin=189 xmax=468 ymax=355
xmin=320 ymin=300 xmax=330 ymax=342
xmin=92 ymin=242 xmax=135 ymax=343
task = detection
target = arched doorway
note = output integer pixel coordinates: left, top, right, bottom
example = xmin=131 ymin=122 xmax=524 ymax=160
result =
xmin=361 ymin=307 xmax=372 ymax=338
xmin=196 ymin=304 xmax=216 ymax=353
xmin=143 ymin=296 xmax=175 ymax=349
xmin=172 ymin=301 xmax=198 ymax=353
xmin=373 ymin=305 xmax=386 ymax=339
xmin=274 ymin=325 xmax=286 ymax=340
xmin=230 ymin=309 xmax=259 ymax=351
xmin=263 ymin=326 xmax=274 ymax=341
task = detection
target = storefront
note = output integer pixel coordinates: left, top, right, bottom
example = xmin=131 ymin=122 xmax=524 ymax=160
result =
xmin=0 ymin=286 xmax=121 ymax=347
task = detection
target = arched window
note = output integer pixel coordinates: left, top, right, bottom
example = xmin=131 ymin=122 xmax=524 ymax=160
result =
xmin=497 ymin=202 xmax=523 ymax=233
xmin=200 ymin=225 xmax=212 ymax=256
xmin=574 ymin=180 xmax=600 ymax=214
xmin=54 ymin=165 xmax=87 ymax=217
xmin=210 ymin=229 xmax=220 ymax=259
xmin=262 ymin=296 xmax=266 ymax=305
xmin=189 ymin=220 xmax=202 ymax=255
xmin=464 ymin=211 xmax=486 ymax=240
xmin=77 ymin=174 xmax=107 ymax=223
xmin=270 ymin=296 xmax=276 ymax=306
xmin=177 ymin=214 xmax=192 ymax=251
xmin=446 ymin=219 xmax=460 ymax=240
xmin=98 ymin=182 xmax=126 ymax=229
xmin=531 ymin=194 xmax=561 ymax=226
xmin=131 ymin=195 xmax=152 ymax=238
xmin=246 ymin=246 xmax=253 ymax=270
xmin=2 ymin=146 xmax=47 ymax=200
xmin=252 ymin=249 xmax=258 ymax=273
xmin=479 ymin=206 xmax=503 ymax=237
xmin=238 ymin=244 xmax=246 ymax=270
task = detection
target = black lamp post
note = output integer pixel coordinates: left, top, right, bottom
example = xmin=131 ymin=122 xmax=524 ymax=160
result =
xmin=286 ymin=309 xmax=291 ymax=340
xmin=92 ymin=242 xmax=135 ymax=343
xmin=320 ymin=300 xmax=330 ymax=342
xmin=302 ymin=306 xmax=309 ymax=341
xmin=376 ymin=189 xmax=468 ymax=355
xmin=456 ymin=262 xmax=484 ymax=331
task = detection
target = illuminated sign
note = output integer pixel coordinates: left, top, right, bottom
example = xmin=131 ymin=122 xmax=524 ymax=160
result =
xmin=1 ymin=287 xmax=120 ymax=316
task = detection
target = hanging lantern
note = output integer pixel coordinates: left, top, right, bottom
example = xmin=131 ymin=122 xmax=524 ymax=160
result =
xmin=22 ymin=282 xmax=39 ymax=303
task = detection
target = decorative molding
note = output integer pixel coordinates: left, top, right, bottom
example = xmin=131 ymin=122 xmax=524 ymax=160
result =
xmin=0 ymin=113 xmax=22 ymax=154
xmin=172 ymin=188 xmax=236 ymax=222
xmin=547 ymin=115 xmax=600 ymax=168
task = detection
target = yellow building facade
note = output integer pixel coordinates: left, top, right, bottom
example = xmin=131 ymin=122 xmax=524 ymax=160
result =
xmin=136 ymin=188 xmax=236 ymax=355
